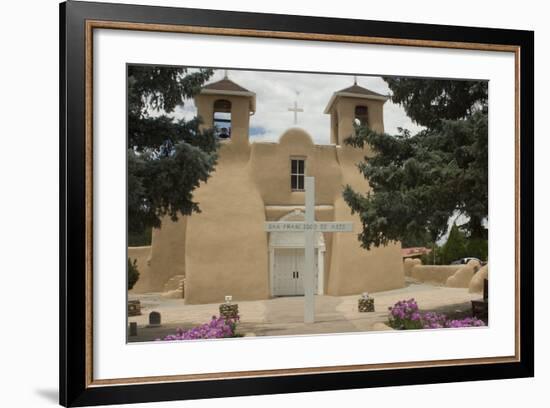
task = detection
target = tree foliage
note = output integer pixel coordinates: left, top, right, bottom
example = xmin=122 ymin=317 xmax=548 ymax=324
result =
xmin=343 ymin=78 xmax=488 ymax=249
xmin=127 ymin=65 xmax=218 ymax=234
xmin=433 ymin=224 xmax=488 ymax=265
xmin=128 ymin=225 xmax=152 ymax=246
xmin=440 ymin=224 xmax=467 ymax=264
xmin=383 ymin=78 xmax=487 ymax=128
xmin=465 ymin=237 xmax=488 ymax=262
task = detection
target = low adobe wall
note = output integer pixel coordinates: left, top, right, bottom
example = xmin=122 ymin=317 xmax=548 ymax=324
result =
xmin=409 ymin=264 xmax=462 ymax=284
xmin=469 ymin=264 xmax=489 ymax=293
xmin=403 ymin=258 xmax=422 ymax=276
xmin=128 ymin=246 xmax=152 ymax=293
xmin=404 ymin=258 xmax=487 ymax=290
xmin=446 ymin=260 xmax=481 ymax=288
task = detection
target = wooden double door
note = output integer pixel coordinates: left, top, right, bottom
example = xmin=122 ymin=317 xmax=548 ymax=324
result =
xmin=273 ymin=248 xmax=318 ymax=296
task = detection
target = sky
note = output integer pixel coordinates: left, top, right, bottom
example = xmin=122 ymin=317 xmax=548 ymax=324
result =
xmin=170 ymin=69 xmax=425 ymax=143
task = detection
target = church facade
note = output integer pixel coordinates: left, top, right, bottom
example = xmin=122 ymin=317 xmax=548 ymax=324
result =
xmin=133 ymin=77 xmax=405 ymax=304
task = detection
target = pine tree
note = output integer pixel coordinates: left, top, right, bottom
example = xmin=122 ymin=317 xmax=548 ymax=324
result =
xmin=343 ymin=78 xmax=488 ymax=249
xmin=465 ymin=237 xmax=488 ymax=262
xmin=440 ymin=224 xmax=467 ymax=264
xmin=127 ymin=65 xmax=218 ymax=235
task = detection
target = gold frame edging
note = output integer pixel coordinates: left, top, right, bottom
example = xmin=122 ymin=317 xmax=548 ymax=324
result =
xmin=84 ymin=20 xmax=522 ymax=388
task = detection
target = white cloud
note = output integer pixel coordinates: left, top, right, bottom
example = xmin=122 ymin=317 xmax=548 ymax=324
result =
xmin=171 ymin=69 xmax=425 ymax=143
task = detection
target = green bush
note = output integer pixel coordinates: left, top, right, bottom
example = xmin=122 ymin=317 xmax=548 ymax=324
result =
xmin=128 ymin=225 xmax=152 ymax=246
xmin=440 ymin=224 xmax=467 ymax=264
xmin=420 ymin=243 xmax=443 ymax=265
xmin=128 ymin=258 xmax=140 ymax=290
xmin=420 ymin=224 xmax=488 ymax=265
xmin=465 ymin=238 xmax=488 ymax=262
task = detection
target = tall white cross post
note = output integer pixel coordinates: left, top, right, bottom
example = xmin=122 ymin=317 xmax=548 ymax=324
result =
xmin=265 ymin=177 xmax=353 ymax=323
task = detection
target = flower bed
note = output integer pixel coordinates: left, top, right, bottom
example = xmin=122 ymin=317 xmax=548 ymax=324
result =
xmin=157 ymin=315 xmax=240 ymax=341
xmin=388 ymin=299 xmax=423 ymax=329
xmin=388 ymin=299 xmax=485 ymax=330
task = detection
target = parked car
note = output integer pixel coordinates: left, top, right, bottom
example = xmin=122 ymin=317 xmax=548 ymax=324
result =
xmin=451 ymin=257 xmax=482 ymax=265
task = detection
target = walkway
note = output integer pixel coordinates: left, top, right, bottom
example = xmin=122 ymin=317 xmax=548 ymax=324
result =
xmin=127 ymin=281 xmax=481 ymax=342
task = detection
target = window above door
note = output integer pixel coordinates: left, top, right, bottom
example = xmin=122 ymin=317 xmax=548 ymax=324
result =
xmin=290 ymin=157 xmax=306 ymax=191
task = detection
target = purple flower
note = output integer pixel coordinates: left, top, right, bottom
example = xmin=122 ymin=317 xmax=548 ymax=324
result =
xmin=156 ymin=315 xmax=240 ymax=341
xmin=388 ymin=299 xmax=486 ymax=330
xmin=444 ymin=317 xmax=485 ymax=328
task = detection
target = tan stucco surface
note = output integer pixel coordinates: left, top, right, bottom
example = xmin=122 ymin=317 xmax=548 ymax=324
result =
xmin=469 ymin=264 xmax=489 ymax=293
xmin=128 ymin=246 xmax=152 ymax=293
xmin=403 ymin=258 xmax=422 ymax=276
xmin=183 ymin=143 xmax=270 ymax=304
xmin=446 ymin=260 xmax=481 ymax=288
xmin=140 ymin=81 xmax=405 ymax=304
xmin=410 ymin=264 xmax=463 ymax=284
xmin=330 ymin=96 xmax=385 ymax=145
xmin=147 ymin=217 xmax=187 ymax=292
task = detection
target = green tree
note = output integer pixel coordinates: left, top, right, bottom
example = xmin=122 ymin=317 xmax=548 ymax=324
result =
xmin=440 ymin=223 xmax=467 ymax=264
xmin=465 ymin=237 xmax=488 ymax=262
xmin=401 ymin=229 xmax=432 ymax=248
xmin=420 ymin=243 xmax=443 ymax=265
xmin=128 ymin=258 xmax=140 ymax=290
xmin=343 ymin=78 xmax=488 ymax=249
xmin=127 ymin=65 xmax=218 ymax=235
xmin=128 ymin=225 xmax=153 ymax=246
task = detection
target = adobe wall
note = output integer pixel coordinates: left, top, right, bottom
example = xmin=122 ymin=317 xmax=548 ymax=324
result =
xmin=147 ymin=127 xmax=405 ymax=301
xmin=327 ymin=143 xmax=404 ymax=295
xmin=406 ymin=259 xmax=488 ymax=292
xmin=128 ymin=246 xmax=152 ymax=293
xmin=446 ymin=260 xmax=481 ymax=288
xmin=251 ymin=128 xmax=404 ymax=296
xmin=250 ymin=129 xmax=341 ymax=297
xmin=469 ymin=264 xmax=489 ymax=293
xmin=403 ymin=258 xmax=422 ymax=276
xmin=183 ymin=144 xmax=269 ymax=304
xmin=147 ymin=216 xmax=187 ymax=292
xmin=409 ymin=265 xmax=462 ymax=284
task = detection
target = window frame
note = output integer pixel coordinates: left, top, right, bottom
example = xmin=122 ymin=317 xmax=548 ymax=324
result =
xmin=290 ymin=157 xmax=306 ymax=192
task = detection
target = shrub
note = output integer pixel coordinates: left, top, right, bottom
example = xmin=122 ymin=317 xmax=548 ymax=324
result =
xmin=419 ymin=225 xmax=488 ymax=265
xmin=388 ymin=299 xmax=486 ymax=330
xmin=440 ymin=223 xmax=467 ymax=264
xmin=128 ymin=225 xmax=152 ymax=246
xmin=465 ymin=238 xmax=488 ymax=262
xmin=388 ymin=299 xmax=423 ymax=330
xmin=128 ymin=258 xmax=140 ymax=290
xmin=157 ymin=315 xmax=240 ymax=341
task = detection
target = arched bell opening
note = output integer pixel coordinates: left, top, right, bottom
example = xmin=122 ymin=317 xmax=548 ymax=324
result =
xmin=213 ymin=99 xmax=232 ymax=139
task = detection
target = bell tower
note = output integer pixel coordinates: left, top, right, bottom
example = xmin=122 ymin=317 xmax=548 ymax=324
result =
xmin=324 ymin=80 xmax=388 ymax=146
xmin=194 ymin=74 xmax=256 ymax=147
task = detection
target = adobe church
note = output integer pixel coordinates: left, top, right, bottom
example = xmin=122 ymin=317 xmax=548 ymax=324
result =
xmin=130 ymin=76 xmax=405 ymax=304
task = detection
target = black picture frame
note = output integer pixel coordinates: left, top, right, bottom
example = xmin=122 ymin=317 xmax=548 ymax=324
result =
xmin=60 ymin=1 xmax=534 ymax=406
